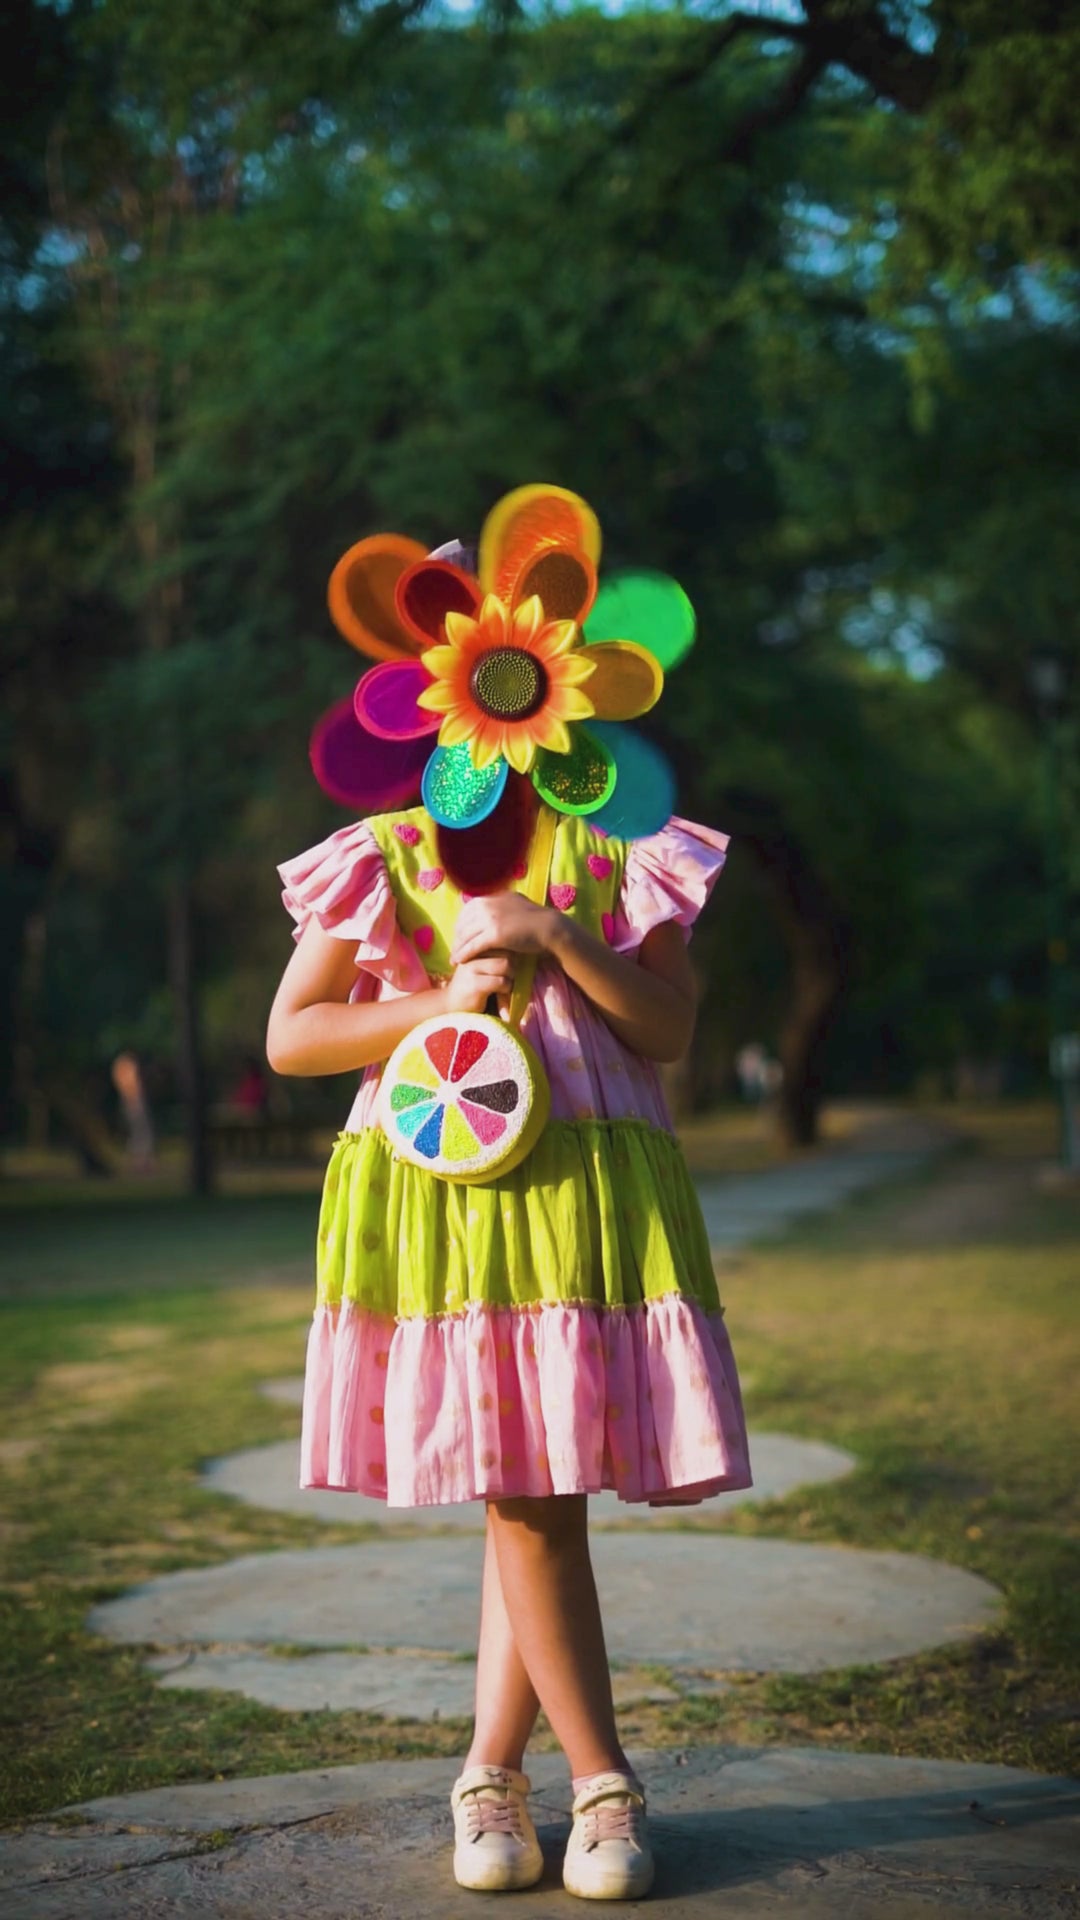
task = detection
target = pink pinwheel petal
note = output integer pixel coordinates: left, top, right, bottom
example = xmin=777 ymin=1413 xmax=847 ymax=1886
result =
xmin=353 ymin=660 xmax=442 ymax=741
xmin=310 ymin=697 xmax=429 ymax=811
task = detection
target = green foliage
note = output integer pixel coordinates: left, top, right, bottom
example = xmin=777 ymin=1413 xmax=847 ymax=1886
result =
xmin=3 ymin=0 xmax=1079 ymax=1140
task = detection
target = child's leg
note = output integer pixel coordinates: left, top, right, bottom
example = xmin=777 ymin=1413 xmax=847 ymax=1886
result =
xmin=485 ymin=1493 xmax=630 ymax=1781
xmin=464 ymin=1515 xmax=541 ymax=1772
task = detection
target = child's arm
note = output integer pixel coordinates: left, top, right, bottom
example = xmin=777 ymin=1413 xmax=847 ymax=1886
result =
xmin=266 ymin=920 xmax=515 ymax=1077
xmin=449 ymin=896 xmax=696 ymax=1064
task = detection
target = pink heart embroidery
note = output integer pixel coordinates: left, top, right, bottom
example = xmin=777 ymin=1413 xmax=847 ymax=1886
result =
xmin=394 ymin=823 xmax=422 ymax=845
xmin=601 ymin=912 xmax=616 ymax=944
xmin=461 ymin=891 xmax=475 ymax=904
xmin=592 ymin=826 xmax=609 ymax=839
xmin=587 ymin=853 xmax=614 ymax=880
xmin=414 ymin=925 xmax=434 ymax=953
xmin=418 ymin=867 xmax=445 ymax=892
xmin=549 ymin=883 xmax=577 ymax=912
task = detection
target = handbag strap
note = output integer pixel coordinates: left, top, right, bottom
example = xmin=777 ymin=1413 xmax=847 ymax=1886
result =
xmin=506 ymin=803 xmax=559 ymax=1032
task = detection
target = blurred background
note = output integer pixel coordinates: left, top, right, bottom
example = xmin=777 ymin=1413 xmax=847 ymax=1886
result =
xmin=3 ymin=0 xmax=1079 ymax=1191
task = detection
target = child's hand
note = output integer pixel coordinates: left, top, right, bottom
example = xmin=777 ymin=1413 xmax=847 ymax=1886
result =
xmin=444 ymin=952 xmax=516 ymax=1015
xmin=450 ymin=894 xmax=558 ymax=967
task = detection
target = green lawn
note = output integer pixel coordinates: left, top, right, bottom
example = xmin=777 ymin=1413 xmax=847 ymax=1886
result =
xmin=1 ymin=1106 xmax=1078 ymax=1824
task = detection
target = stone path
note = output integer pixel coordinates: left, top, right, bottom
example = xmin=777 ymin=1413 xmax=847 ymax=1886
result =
xmin=205 ymin=1420 xmax=857 ymax=1530
xmin=692 ymin=1110 xmax=954 ymax=1249
xmin=90 ymin=1535 xmax=1001 ymax=1716
xmin=6 ymin=1748 xmax=1077 ymax=1918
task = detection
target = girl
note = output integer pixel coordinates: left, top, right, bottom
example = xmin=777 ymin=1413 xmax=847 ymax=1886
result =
xmin=266 ymin=490 xmax=752 ymax=1901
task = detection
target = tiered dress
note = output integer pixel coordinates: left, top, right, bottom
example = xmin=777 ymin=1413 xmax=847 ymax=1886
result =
xmin=279 ymin=805 xmax=752 ymax=1509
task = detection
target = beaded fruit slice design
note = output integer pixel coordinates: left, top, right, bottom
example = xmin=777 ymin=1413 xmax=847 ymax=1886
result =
xmin=380 ymin=1012 xmax=549 ymax=1183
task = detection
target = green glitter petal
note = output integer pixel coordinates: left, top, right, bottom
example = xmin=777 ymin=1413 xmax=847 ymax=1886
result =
xmin=531 ymin=726 xmax=616 ymax=817
xmin=422 ymin=742 xmax=508 ymax=828
xmin=584 ymin=571 xmax=695 ymax=671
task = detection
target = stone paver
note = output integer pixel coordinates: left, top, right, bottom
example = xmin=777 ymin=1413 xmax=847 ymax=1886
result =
xmin=4 ymin=1746 xmax=1076 ymax=1917
xmin=146 ymin=1648 xmax=678 ymax=1716
xmin=89 ymin=1535 xmax=1000 ymax=1676
xmin=207 ymin=1427 xmax=856 ymax=1530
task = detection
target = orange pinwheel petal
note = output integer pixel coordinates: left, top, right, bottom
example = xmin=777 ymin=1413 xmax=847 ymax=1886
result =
xmin=534 ymin=618 xmax=581 ymax=663
xmin=510 ymin=546 xmax=597 ymax=625
xmin=327 ymin=534 xmax=428 ymax=662
xmin=479 ymin=486 xmax=601 ymax=601
xmin=576 ymin=641 xmax=664 ymax=721
xmin=470 ymin=718 xmax=509 ymax=769
xmin=439 ymin=708 xmax=476 ymax=749
xmin=547 ymin=684 xmax=597 ymax=723
xmin=502 ymin=726 xmax=539 ymax=775
xmin=531 ymin=712 xmax=573 ymax=757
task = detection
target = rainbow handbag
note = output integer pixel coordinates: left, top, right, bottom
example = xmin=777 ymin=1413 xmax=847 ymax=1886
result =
xmin=377 ymin=807 xmax=556 ymax=1184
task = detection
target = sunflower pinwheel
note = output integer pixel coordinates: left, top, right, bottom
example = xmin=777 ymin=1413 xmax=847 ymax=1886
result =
xmin=310 ymin=485 xmax=696 ymax=888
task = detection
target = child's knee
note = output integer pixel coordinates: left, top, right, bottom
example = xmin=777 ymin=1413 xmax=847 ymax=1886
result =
xmin=488 ymin=1492 xmax=587 ymax=1546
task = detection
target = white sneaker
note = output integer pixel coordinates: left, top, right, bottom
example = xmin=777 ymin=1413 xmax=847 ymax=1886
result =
xmin=563 ymin=1771 xmax=654 ymax=1901
xmin=451 ymin=1764 xmax=544 ymax=1892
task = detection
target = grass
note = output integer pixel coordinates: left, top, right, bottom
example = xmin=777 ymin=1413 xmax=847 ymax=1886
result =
xmin=1 ymin=1102 xmax=1078 ymax=1825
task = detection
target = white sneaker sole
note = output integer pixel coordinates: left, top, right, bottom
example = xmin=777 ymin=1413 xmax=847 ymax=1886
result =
xmin=453 ymin=1844 xmax=544 ymax=1892
xmin=563 ymin=1852 xmax=655 ymax=1900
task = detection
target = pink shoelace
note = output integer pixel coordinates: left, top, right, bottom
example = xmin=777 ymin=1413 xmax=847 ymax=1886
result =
xmin=463 ymin=1790 xmax=526 ymax=1840
xmin=579 ymin=1794 xmax=644 ymax=1849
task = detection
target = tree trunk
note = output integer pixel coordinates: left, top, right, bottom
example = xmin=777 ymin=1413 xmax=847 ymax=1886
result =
xmin=775 ymin=924 xmax=847 ymax=1149
xmin=720 ymin=791 xmax=851 ymax=1150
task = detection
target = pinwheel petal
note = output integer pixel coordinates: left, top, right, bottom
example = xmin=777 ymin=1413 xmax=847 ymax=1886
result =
xmin=584 ymin=570 xmax=696 ymax=671
xmin=422 ymin=742 xmax=509 ymax=828
xmin=395 ymin=560 xmax=481 ymax=647
xmin=502 ymin=728 xmax=539 ymax=776
xmin=585 ymin=720 xmax=676 ymax=838
xmin=532 ymin=726 xmax=616 ymax=816
xmin=437 ymin=773 xmax=538 ymax=895
xmin=327 ymin=534 xmax=428 ymax=662
xmin=353 ymin=660 xmax=442 ymax=741
xmin=310 ymin=697 xmax=429 ymax=810
xmin=510 ymin=546 xmax=597 ymax=625
xmin=438 ymin=708 xmax=476 ymax=748
xmin=547 ymin=684 xmax=598 ymax=723
xmin=575 ymin=641 xmax=664 ymax=721
xmin=479 ymin=485 xmax=601 ymax=600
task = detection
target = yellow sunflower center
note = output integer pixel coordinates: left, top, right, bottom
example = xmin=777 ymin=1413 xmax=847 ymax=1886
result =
xmin=469 ymin=646 xmax=549 ymax=721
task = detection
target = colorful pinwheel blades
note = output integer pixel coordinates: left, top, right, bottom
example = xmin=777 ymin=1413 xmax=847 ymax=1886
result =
xmin=437 ymin=773 xmax=537 ymax=895
xmin=586 ymin=570 xmax=696 ymax=671
xmin=310 ymin=697 xmax=429 ymax=811
xmin=316 ymin=486 xmax=695 ymax=837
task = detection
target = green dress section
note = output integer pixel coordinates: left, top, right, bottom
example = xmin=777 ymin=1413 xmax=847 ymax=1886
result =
xmin=315 ymin=1120 xmax=723 ymax=1320
xmin=365 ymin=807 xmax=628 ymax=981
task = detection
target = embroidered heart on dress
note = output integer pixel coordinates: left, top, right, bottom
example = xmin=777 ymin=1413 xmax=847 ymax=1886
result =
xmin=549 ymin=883 xmax=577 ymax=911
xmin=414 ymin=924 xmax=434 ymax=953
xmin=394 ymin=823 xmax=422 ymax=845
xmin=601 ymin=911 xmax=616 ymax=944
xmin=418 ymin=867 xmax=445 ymax=891
xmin=587 ymin=854 xmax=614 ymax=880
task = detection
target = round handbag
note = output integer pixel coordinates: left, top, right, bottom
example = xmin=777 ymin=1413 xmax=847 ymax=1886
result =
xmin=379 ymin=1009 xmax=550 ymax=1183
xmin=378 ymin=805 xmax=557 ymax=1185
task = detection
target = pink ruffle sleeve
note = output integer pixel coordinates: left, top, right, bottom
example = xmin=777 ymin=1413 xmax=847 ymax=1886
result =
xmin=278 ymin=822 xmax=429 ymax=994
xmin=609 ymin=815 xmax=730 ymax=956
